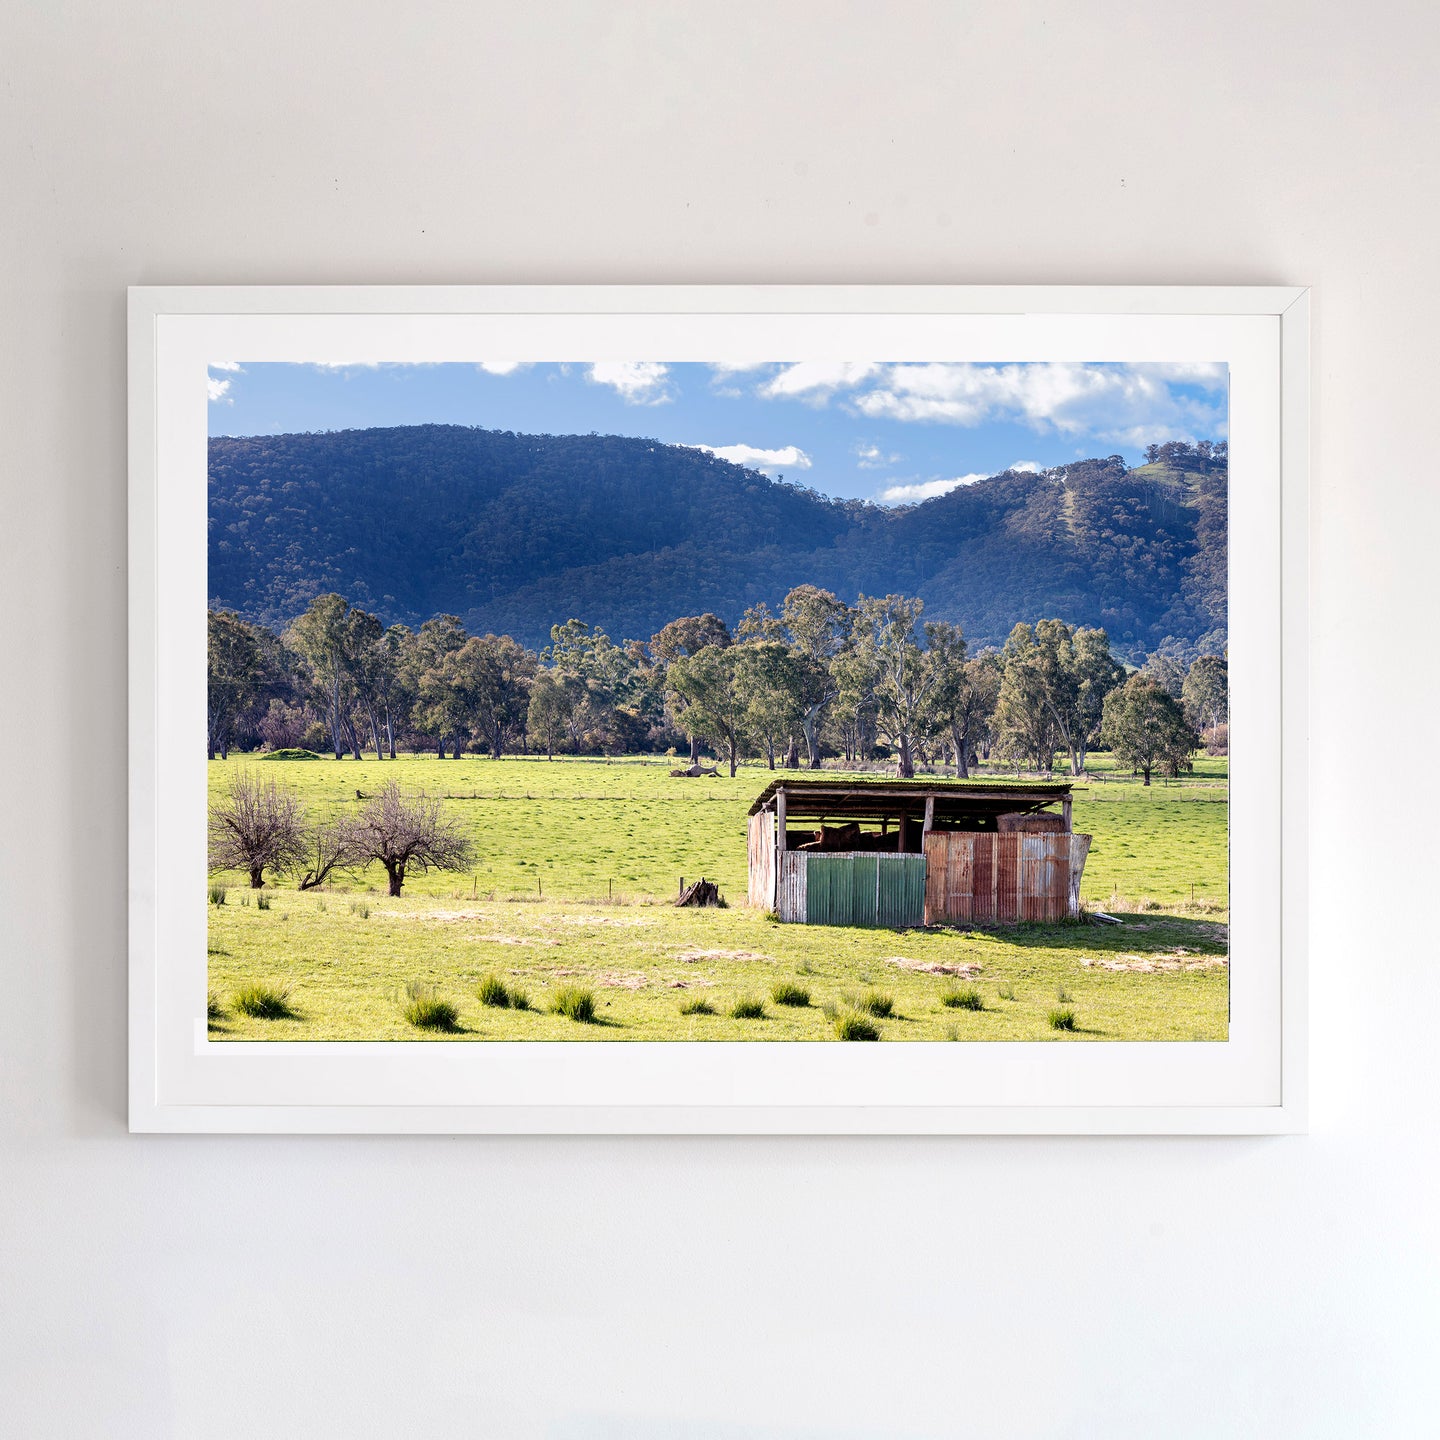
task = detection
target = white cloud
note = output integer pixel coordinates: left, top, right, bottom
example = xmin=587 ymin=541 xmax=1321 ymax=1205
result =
xmin=876 ymin=459 xmax=1042 ymax=504
xmin=209 ymin=360 xmax=243 ymax=372
xmin=759 ymin=360 xmax=881 ymax=402
xmin=854 ymin=442 xmax=902 ymax=469
xmin=850 ymin=361 xmax=1227 ymax=446
xmin=691 ymin=442 xmax=813 ymax=474
xmin=878 ymin=473 xmax=990 ymax=504
xmin=476 ymin=360 xmax=528 ymax=376
xmin=207 ymin=376 xmax=232 ymax=403
xmin=587 ymin=361 xmax=673 ymax=404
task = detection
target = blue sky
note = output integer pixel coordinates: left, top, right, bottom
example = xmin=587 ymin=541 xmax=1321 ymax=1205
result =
xmin=208 ymin=360 xmax=1228 ymax=505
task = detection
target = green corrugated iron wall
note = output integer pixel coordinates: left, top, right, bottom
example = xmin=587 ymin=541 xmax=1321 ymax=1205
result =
xmin=803 ymin=853 xmax=926 ymax=928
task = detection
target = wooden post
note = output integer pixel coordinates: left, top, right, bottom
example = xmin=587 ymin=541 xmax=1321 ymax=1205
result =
xmin=923 ymin=795 xmax=935 ymax=842
xmin=1062 ymin=795 xmax=1073 ymax=832
xmin=776 ymin=788 xmax=787 ymax=852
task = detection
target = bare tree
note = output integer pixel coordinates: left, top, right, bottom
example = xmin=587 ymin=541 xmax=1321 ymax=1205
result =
xmin=347 ymin=780 xmax=474 ymax=896
xmin=294 ymin=819 xmax=357 ymax=891
xmin=208 ymin=771 xmax=307 ymax=888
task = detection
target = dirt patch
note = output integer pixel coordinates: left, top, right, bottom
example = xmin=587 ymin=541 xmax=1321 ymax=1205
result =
xmin=476 ymin=934 xmax=560 ymax=947
xmin=1081 ymin=950 xmax=1229 ymax=974
xmin=884 ymin=955 xmax=982 ymax=977
xmin=676 ymin=948 xmax=771 ymax=964
xmin=394 ymin=908 xmax=491 ymax=923
xmin=548 ymin=914 xmax=658 ymax=928
xmin=593 ymin=971 xmax=649 ymax=990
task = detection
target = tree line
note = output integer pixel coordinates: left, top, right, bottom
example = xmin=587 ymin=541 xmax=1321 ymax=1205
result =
xmin=209 ymin=586 xmax=1228 ymax=784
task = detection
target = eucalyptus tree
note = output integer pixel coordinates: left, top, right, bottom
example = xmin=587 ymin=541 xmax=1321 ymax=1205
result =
xmin=850 ymin=593 xmax=937 ymax=778
xmin=666 ymin=644 xmax=749 ymax=776
xmin=411 ymin=614 xmax=469 ymax=757
xmin=649 ymin=613 xmax=731 ymax=760
xmin=206 ymin=610 xmax=266 ymax=760
xmin=449 ymin=633 xmax=537 ymax=759
xmin=1182 ymin=653 xmax=1229 ymax=734
xmin=1101 ymin=674 xmax=1200 ymax=785
xmin=735 ymin=640 xmax=803 ymax=770
xmin=527 ymin=670 xmax=573 ymax=760
xmin=922 ymin=622 xmax=1000 ymax=778
xmin=781 ymin=584 xmax=849 ymax=767
xmin=287 ymin=594 xmax=361 ymax=760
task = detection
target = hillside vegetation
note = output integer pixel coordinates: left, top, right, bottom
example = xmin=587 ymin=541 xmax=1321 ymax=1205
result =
xmin=209 ymin=427 xmax=1226 ymax=659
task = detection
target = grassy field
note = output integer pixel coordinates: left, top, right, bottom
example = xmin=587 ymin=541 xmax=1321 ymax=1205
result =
xmin=206 ymin=752 xmax=1229 ymax=1042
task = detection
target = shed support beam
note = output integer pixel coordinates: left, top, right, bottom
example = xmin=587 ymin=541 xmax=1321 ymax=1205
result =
xmin=1062 ymin=795 xmax=1072 ymax=832
xmin=776 ymin=787 xmax=787 ymax=852
xmin=923 ymin=795 xmax=935 ymax=839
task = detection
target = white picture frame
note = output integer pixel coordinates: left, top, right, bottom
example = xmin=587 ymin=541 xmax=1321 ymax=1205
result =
xmin=128 ymin=284 xmax=1308 ymax=1134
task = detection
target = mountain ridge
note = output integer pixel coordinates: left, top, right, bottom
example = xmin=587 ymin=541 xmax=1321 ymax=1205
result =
xmin=207 ymin=423 xmax=1226 ymax=659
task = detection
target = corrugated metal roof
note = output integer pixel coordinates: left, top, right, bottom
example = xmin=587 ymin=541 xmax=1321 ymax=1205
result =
xmin=746 ymin=775 xmax=1076 ymax=819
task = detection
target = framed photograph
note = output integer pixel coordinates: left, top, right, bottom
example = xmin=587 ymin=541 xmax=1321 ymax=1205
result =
xmin=128 ymin=284 xmax=1308 ymax=1133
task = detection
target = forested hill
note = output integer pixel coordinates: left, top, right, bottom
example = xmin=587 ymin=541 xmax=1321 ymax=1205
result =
xmin=208 ymin=424 xmax=1226 ymax=659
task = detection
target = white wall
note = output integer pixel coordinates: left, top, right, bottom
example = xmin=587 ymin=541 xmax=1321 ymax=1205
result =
xmin=2 ymin=3 xmax=1437 ymax=1435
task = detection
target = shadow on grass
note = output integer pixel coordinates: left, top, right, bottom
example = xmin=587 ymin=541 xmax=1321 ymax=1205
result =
xmin=929 ymin=913 xmax=1228 ymax=958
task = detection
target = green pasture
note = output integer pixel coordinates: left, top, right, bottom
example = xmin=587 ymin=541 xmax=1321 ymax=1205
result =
xmin=206 ymin=752 xmax=1229 ymax=1042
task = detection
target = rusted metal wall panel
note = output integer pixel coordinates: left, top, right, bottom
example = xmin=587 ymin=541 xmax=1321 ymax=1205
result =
xmin=924 ymin=831 xmax=1091 ymax=925
xmin=971 ymin=834 xmax=995 ymax=923
xmin=996 ymin=835 xmax=1019 ymax=920
xmin=777 ymin=851 xmax=807 ymax=923
xmin=997 ymin=811 xmax=1068 ymax=833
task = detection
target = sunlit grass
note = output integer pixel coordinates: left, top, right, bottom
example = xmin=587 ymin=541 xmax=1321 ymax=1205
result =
xmin=205 ymin=752 xmax=1229 ymax=1043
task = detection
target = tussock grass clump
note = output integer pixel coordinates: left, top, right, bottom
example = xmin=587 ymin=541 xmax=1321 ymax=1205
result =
xmin=997 ymin=983 xmax=1018 ymax=1002
xmin=403 ymin=982 xmax=460 ymax=1031
xmin=770 ymin=982 xmax=811 ymax=1007
xmin=477 ymin=973 xmax=514 ymax=1008
xmin=208 ymin=884 xmax=227 ymax=906
xmin=1048 ymin=1006 xmax=1077 ymax=1032
xmin=833 ymin=1009 xmax=881 ymax=1041
xmin=551 ymin=985 xmax=597 ymax=1023
xmin=847 ymin=989 xmax=893 ymax=1019
xmin=941 ymin=985 xmax=984 ymax=1011
xmin=207 ymin=990 xmax=226 ymax=1023
xmin=1055 ymin=985 xmax=1072 ymax=1004
xmin=730 ymin=995 xmax=765 ymax=1019
xmin=350 ymin=901 xmax=370 ymax=919
xmin=679 ymin=997 xmax=715 ymax=1016
xmin=233 ymin=982 xmax=295 ymax=1020
xmin=255 ymin=893 xmax=271 ymax=911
